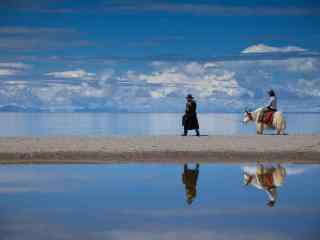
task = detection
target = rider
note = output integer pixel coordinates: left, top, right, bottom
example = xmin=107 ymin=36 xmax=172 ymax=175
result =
xmin=258 ymin=89 xmax=277 ymax=122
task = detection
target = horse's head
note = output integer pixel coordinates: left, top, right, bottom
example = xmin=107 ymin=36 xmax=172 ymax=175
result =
xmin=243 ymin=110 xmax=254 ymax=123
xmin=243 ymin=172 xmax=253 ymax=185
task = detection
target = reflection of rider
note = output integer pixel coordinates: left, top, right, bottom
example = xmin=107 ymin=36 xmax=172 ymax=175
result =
xmin=182 ymin=163 xmax=200 ymax=205
xmin=244 ymin=164 xmax=286 ymax=207
xmin=258 ymin=89 xmax=277 ymax=123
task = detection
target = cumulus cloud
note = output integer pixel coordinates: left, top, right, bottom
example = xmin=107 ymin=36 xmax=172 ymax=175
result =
xmin=32 ymin=82 xmax=107 ymax=104
xmin=253 ymin=58 xmax=319 ymax=73
xmin=45 ymin=69 xmax=96 ymax=80
xmin=128 ymin=62 xmax=253 ymax=99
xmin=281 ymin=58 xmax=319 ymax=72
xmin=291 ymin=79 xmax=320 ymax=97
xmin=242 ymin=44 xmax=307 ymax=54
xmin=0 ymin=62 xmax=31 ymax=76
xmin=224 ymin=57 xmax=320 ymax=74
xmin=150 ymin=87 xmax=177 ymax=98
xmin=1 ymin=55 xmax=320 ymax=112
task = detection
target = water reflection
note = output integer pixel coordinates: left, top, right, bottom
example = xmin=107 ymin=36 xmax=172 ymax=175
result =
xmin=243 ymin=164 xmax=287 ymax=207
xmin=0 ymin=164 xmax=319 ymax=240
xmin=182 ymin=163 xmax=200 ymax=205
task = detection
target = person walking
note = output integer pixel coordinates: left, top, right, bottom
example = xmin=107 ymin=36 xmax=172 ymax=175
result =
xmin=182 ymin=94 xmax=200 ymax=136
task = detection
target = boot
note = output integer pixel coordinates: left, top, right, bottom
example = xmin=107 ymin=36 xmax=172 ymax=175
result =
xmin=182 ymin=129 xmax=188 ymax=136
xmin=195 ymin=129 xmax=200 ymax=136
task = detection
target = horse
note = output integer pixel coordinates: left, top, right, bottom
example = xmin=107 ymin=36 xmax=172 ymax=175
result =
xmin=243 ymin=164 xmax=287 ymax=207
xmin=243 ymin=107 xmax=286 ymax=135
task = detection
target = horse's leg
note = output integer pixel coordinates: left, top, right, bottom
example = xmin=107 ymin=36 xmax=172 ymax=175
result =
xmin=256 ymin=123 xmax=263 ymax=135
xmin=276 ymin=124 xmax=284 ymax=135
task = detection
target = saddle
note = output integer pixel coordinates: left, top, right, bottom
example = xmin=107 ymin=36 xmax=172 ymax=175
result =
xmin=259 ymin=173 xmax=274 ymax=188
xmin=261 ymin=111 xmax=275 ymax=125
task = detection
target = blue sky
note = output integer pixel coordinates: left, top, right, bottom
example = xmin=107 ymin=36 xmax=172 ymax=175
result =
xmin=0 ymin=0 xmax=319 ymax=112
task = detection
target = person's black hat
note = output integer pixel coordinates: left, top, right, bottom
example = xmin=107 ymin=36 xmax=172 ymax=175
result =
xmin=186 ymin=94 xmax=194 ymax=99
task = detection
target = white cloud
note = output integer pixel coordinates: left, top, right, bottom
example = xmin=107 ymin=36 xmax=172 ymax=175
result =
xmin=230 ymin=57 xmax=319 ymax=73
xmin=80 ymin=82 xmax=105 ymax=97
xmin=98 ymin=68 xmax=115 ymax=86
xmin=184 ymin=62 xmax=206 ymax=75
xmin=31 ymin=82 xmax=109 ymax=107
xmin=242 ymin=44 xmax=307 ymax=54
xmin=0 ymin=69 xmax=19 ymax=76
xmin=128 ymin=62 xmax=253 ymax=99
xmin=282 ymin=58 xmax=318 ymax=72
xmin=45 ymin=69 xmax=96 ymax=80
xmin=4 ymin=80 xmax=28 ymax=85
xmin=204 ymin=62 xmax=218 ymax=69
xmin=1 ymin=57 xmax=319 ymax=112
xmin=292 ymin=79 xmax=320 ymax=97
xmin=0 ymin=62 xmax=31 ymax=69
xmin=0 ymin=62 xmax=31 ymax=77
xmin=150 ymin=87 xmax=176 ymax=98
xmin=150 ymin=61 xmax=168 ymax=67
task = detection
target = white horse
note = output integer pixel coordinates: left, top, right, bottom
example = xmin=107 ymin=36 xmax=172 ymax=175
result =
xmin=243 ymin=107 xmax=286 ymax=135
xmin=243 ymin=164 xmax=287 ymax=207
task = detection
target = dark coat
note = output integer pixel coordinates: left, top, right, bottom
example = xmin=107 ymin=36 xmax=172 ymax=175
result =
xmin=182 ymin=100 xmax=199 ymax=130
xmin=182 ymin=165 xmax=199 ymax=204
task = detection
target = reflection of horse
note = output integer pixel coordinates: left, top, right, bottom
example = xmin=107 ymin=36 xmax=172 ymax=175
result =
xmin=182 ymin=163 xmax=200 ymax=205
xmin=243 ymin=164 xmax=287 ymax=207
xmin=243 ymin=107 xmax=286 ymax=135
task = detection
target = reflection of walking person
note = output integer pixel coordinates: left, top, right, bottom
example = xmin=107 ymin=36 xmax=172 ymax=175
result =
xmin=182 ymin=94 xmax=200 ymax=136
xmin=182 ymin=163 xmax=200 ymax=205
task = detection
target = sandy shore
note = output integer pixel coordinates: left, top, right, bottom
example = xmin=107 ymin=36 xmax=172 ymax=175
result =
xmin=0 ymin=135 xmax=319 ymax=164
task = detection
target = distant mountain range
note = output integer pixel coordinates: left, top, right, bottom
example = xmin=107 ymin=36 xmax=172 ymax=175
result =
xmin=0 ymin=104 xmax=319 ymax=113
xmin=0 ymin=105 xmax=122 ymax=113
xmin=0 ymin=105 xmax=44 ymax=112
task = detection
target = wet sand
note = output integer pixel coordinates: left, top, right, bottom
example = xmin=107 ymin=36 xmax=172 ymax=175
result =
xmin=0 ymin=135 xmax=319 ymax=164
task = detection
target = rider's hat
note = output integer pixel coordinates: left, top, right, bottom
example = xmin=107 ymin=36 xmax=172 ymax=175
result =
xmin=186 ymin=94 xmax=194 ymax=99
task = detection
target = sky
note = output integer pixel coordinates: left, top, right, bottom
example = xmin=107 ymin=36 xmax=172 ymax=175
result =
xmin=0 ymin=0 xmax=320 ymax=112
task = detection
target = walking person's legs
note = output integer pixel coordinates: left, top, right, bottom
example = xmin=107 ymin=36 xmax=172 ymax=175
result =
xmin=182 ymin=128 xmax=188 ymax=136
xmin=195 ymin=129 xmax=200 ymax=136
xmin=196 ymin=163 xmax=200 ymax=170
xmin=184 ymin=164 xmax=188 ymax=171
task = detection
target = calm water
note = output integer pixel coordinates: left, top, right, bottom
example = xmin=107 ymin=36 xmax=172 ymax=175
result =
xmin=0 ymin=113 xmax=319 ymax=136
xmin=0 ymin=163 xmax=319 ymax=240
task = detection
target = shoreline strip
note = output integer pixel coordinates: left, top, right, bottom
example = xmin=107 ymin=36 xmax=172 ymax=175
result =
xmin=0 ymin=135 xmax=319 ymax=164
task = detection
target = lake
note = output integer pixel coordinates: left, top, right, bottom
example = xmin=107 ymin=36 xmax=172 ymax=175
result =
xmin=0 ymin=163 xmax=319 ymax=240
xmin=0 ymin=113 xmax=319 ymax=136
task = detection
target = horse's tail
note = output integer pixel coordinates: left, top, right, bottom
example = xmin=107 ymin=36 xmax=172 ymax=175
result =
xmin=274 ymin=112 xmax=286 ymax=131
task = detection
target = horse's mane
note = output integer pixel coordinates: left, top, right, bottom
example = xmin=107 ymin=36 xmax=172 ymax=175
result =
xmin=253 ymin=107 xmax=263 ymax=113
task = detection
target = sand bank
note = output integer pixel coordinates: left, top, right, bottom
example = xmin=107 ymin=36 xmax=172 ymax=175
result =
xmin=0 ymin=135 xmax=319 ymax=164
